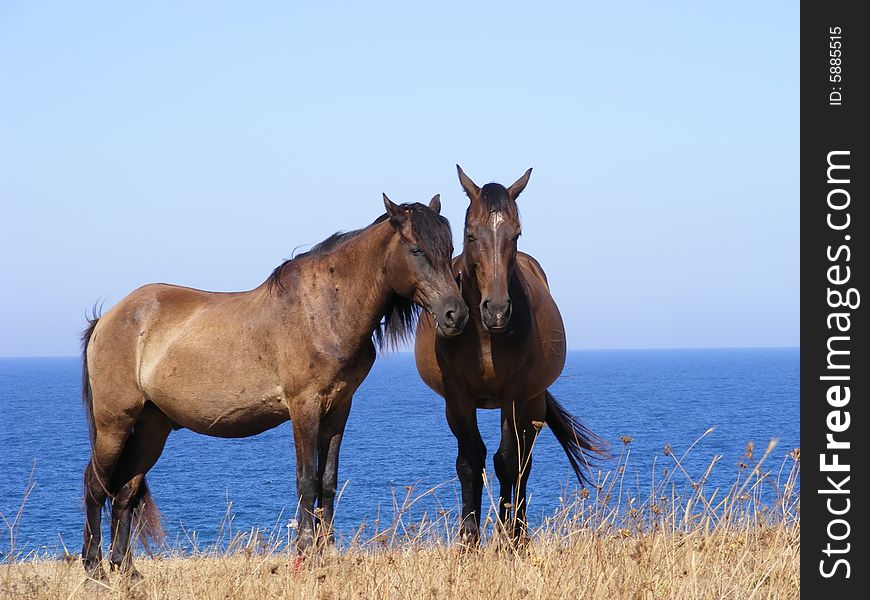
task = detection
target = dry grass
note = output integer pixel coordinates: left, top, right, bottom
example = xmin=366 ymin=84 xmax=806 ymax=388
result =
xmin=0 ymin=435 xmax=800 ymax=599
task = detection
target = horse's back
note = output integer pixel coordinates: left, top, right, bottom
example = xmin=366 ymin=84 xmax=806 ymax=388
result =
xmin=84 ymin=284 xmax=206 ymax=427
xmin=87 ymin=283 xmax=188 ymax=371
xmin=86 ymin=283 xmax=292 ymax=436
xmin=516 ymin=252 xmax=567 ymax=386
xmin=89 ymin=283 xmax=234 ymax=363
xmin=517 ymin=252 xmax=550 ymax=289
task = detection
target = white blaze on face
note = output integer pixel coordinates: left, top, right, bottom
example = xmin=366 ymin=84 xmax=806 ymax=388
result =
xmin=489 ymin=211 xmax=506 ymax=230
xmin=488 ymin=212 xmax=506 ymax=278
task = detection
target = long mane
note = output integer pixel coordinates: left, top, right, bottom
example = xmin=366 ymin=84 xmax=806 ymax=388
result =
xmin=265 ymin=217 xmax=387 ymax=294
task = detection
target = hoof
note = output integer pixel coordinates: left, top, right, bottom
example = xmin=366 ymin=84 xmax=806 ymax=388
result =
xmin=458 ymin=526 xmax=481 ymax=551
xmin=110 ymin=561 xmax=143 ymax=581
xmin=83 ymin=560 xmax=108 ymax=582
xmin=516 ymin=533 xmax=531 ymax=548
xmin=85 ymin=567 xmax=108 ymax=582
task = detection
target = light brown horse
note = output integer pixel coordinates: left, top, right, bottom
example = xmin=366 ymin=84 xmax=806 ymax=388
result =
xmin=415 ymin=166 xmax=607 ymax=543
xmin=80 ymin=195 xmax=468 ymax=578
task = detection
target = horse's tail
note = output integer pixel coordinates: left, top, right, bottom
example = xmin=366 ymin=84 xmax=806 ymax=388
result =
xmin=544 ymin=391 xmax=609 ymax=487
xmin=134 ymin=481 xmax=166 ymax=552
xmin=81 ymin=311 xmax=110 ymax=518
xmin=81 ymin=310 xmax=165 ymax=551
xmin=81 ymin=312 xmax=100 ymax=449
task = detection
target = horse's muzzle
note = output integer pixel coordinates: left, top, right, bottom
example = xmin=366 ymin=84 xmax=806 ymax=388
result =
xmin=433 ymin=298 xmax=469 ymax=338
xmin=481 ymin=298 xmax=512 ymax=333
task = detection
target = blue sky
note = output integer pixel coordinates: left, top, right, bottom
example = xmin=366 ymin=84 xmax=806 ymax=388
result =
xmin=0 ymin=1 xmax=798 ymax=356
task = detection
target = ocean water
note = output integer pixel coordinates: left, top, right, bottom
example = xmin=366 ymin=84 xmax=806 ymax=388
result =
xmin=0 ymin=348 xmax=799 ymax=558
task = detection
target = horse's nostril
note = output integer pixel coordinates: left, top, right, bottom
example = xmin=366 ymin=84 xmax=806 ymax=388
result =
xmin=445 ymin=309 xmax=456 ymax=325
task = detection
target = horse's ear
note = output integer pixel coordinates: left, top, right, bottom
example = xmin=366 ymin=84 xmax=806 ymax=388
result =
xmin=508 ymin=168 xmax=533 ymax=199
xmin=428 ymin=194 xmax=441 ymax=215
xmin=383 ymin=193 xmax=407 ymax=225
xmin=456 ymin=164 xmax=480 ymax=202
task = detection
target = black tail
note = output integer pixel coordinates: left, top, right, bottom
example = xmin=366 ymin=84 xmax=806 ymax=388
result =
xmin=81 ymin=311 xmax=109 ymax=516
xmin=81 ymin=311 xmax=100 ymax=449
xmin=134 ymin=481 xmax=166 ymax=553
xmin=544 ymin=391 xmax=609 ymax=487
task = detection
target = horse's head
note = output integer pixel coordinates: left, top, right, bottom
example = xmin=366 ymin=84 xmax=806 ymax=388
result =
xmin=456 ymin=165 xmax=532 ymax=333
xmin=382 ymin=194 xmax=468 ymax=338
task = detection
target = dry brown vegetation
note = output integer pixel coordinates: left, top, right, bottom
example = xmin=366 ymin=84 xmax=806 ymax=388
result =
xmin=1 ymin=436 xmax=800 ymax=599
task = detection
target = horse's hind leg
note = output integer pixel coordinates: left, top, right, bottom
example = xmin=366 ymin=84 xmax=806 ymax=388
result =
xmin=108 ymin=403 xmax=172 ymax=577
xmin=83 ymin=459 xmax=110 ymax=579
xmin=82 ymin=413 xmax=137 ymax=579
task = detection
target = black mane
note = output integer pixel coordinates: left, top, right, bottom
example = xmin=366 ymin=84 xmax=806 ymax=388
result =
xmin=377 ymin=203 xmax=453 ymax=350
xmin=398 ymin=203 xmax=454 ymax=263
xmin=267 ymin=204 xmax=452 ymax=351
xmin=266 ymin=214 xmax=388 ymax=293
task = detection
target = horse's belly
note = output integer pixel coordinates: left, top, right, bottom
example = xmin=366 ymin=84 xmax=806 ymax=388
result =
xmin=154 ymin=390 xmax=290 ymax=438
xmin=475 ymin=396 xmax=500 ymax=410
xmin=143 ymin=361 xmax=290 ymax=438
xmin=140 ymin=331 xmax=292 ymax=437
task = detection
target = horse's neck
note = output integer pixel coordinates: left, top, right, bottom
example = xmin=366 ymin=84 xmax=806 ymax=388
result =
xmin=302 ymin=222 xmax=397 ymax=344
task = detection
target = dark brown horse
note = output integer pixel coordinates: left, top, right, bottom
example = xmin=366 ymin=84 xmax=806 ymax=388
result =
xmin=415 ymin=166 xmax=607 ymax=542
xmin=80 ymin=195 xmax=468 ymax=578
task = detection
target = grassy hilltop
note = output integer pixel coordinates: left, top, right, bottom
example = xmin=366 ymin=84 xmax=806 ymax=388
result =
xmin=0 ymin=440 xmax=800 ymax=600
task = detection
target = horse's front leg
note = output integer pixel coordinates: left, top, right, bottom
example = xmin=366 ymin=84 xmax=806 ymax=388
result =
xmin=316 ymin=400 xmax=352 ymax=546
xmin=445 ymin=392 xmax=486 ymax=545
xmin=292 ymin=408 xmax=321 ymax=554
xmin=493 ymin=409 xmax=519 ymax=529
xmin=514 ymin=394 xmax=546 ymax=540
xmin=494 ymin=395 xmax=543 ymax=542
xmin=513 ymin=422 xmax=539 ymax=540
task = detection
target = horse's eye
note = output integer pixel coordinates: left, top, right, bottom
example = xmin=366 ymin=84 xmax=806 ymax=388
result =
xmin=466 ymin=235 xmax=477 ymax=242
xmin=410 ymin=246 xmax=423 ymax=255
